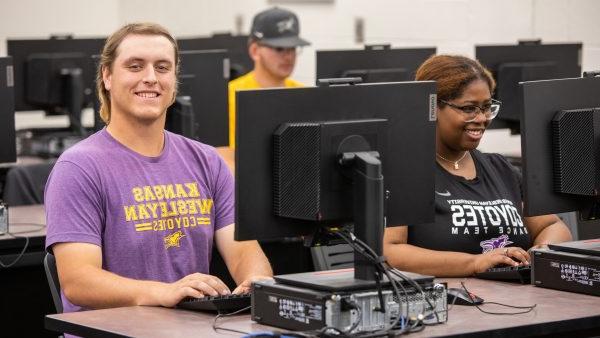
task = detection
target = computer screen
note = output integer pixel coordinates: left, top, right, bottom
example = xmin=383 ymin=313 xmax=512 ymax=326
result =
xmin=235 ymin=81 xmax=436 ymax=278
xmin=316 ymin=45 xmax=436 ymax=84
xmin=477 ymin=42 xmax=582 ymax=133
xmin=178 ymin=33 xmax=252 ymax=80
xmin=7 ymin=36 xmax=105 ymax=135
xmin=520 ymin=75 xmax=600 ymax=219
xmin=0 ymin=57 xmax=17 ymax=164
xmin=166 ymin=50 xmax=229 ymax=146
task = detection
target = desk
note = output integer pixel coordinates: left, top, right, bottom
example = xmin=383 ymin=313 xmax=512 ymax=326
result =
xmin=46 ymin=278 xmax=600 ymax=338
xmin=0 ymin=204 xmax=55 ymax=338
xmin=0 ymin=204 xmax=47 ymax=267
xmin=0 ymin=155 xmax=50 ymax=168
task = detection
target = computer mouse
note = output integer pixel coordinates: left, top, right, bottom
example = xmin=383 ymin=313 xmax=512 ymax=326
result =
xmin=447 ymin=287 xmax=484 ymax=306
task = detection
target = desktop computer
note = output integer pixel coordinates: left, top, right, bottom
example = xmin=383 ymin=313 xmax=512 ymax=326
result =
xmin=252 ymin=276 xmax=447 ymax=332
xmin=520 ymin=73 xmax=600 ymax=296
xmin=178 ymin=33 xmax=252 ymax=80
xmin=7 ymin=36 xmax=105 ymax=156
xmin=531 ymin=247 xmax=600 ymax=297
xmin=476 ymin=41 xmax=582 ymax=133
xmin=166 ymin=50 xmax=229 ymax=146
xmin=235 ymin=80 xmax=446 ymax=334
xmin=316 ymin=45 xmax=436 ymax=85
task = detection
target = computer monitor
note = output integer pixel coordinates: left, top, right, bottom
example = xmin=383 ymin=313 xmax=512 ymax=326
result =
xmin=477 ymin=41 xmax=582 ymax=133
xmin=316 ymin=45 xmax=436 ymax=84
xmin=165 ymin=50 xmax=229 ymax=146
xmin=0 ymin=57 xmax=17 ymax=164
xmin=235 ymin=81 xmax=436 ymax=281
xmin=178 ymin=33 xmax=252 ymax=80
xmin=520 ymin=74 xmax=600 ymax=220
xmin=7 ymin=36 xmax=105 ymax=135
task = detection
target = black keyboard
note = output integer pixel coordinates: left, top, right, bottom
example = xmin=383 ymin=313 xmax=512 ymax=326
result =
xmin=475 ymin=265 xmax=531 ymax=284
xmin=177 ymin=293 xmax=251 ymax=312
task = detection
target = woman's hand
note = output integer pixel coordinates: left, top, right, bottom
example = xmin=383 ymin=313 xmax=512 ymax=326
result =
xmin=471 ymin=247 xmax=530 ymax=274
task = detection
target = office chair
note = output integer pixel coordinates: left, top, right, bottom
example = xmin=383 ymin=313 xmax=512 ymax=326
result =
xmin=3 ymin=162 xmax=55 ymax=206
xmin=310 ymin=244 xmax=354 ymax=271
xmin=44 ymin=252 xmax=63 ymax=313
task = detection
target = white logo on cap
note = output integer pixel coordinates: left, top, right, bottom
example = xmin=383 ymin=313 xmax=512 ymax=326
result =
xmin=277 ymin=18 xmax=295 ymax=33
xmin=254 ymin=31 xmax=264 ymax=38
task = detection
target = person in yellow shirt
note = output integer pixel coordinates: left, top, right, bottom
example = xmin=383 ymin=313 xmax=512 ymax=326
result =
xmin=228 ymin=7 xmax=310 ymax=148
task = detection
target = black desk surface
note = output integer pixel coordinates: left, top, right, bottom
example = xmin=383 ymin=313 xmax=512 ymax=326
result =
xmin=46 ymin=278 xmax=600 ymax=338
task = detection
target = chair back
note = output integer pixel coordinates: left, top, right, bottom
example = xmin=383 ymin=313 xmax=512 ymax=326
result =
xmin=44 ymin=253 xmax=63 ymax=313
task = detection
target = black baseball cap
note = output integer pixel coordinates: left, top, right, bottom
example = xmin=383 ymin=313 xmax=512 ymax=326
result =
xmin=250 ymin=7 xmax=311 ymax=48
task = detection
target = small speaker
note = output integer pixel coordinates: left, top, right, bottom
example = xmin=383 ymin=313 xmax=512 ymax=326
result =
xmin=273 ymin=123 xmax=321 ymax=220
xmin=552 ymin=108 xmax=600 ymax=196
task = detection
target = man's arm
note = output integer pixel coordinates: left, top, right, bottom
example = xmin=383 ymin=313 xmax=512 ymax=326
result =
xmin=53 ymin=242 xmax=229 ymax=309
xmin=214 ymin=224 xmax=273 ymax=294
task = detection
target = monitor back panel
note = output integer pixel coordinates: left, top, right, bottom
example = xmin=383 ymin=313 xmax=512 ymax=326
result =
xmin=316 ymin=48 xmax=436 ymax=84
xmin=7 ymin=38 xmax=105 ymax=111
xmin=520 ymin=76 xmax=600 ymax=216
xmin=178 ymin=50 xmax=229 ymax=146
xmin=235 ymin=81 xmax=437 ymax=241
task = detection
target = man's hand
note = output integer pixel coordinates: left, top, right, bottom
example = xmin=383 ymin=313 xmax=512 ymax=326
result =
xmin=155 ymin=273 xmax=231 ymax=307
xmin=232 ymin=275 xmax=274 ymax=295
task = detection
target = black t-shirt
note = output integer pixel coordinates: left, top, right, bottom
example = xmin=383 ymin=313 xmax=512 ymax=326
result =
xmin=408 ymin=150 xmax=532 ymax=254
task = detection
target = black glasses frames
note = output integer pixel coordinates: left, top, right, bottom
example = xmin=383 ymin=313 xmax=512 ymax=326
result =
xmin=439 ymin=98 xmax=502 ymax=121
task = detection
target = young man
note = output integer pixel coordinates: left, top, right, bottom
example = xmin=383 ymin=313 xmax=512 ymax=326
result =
xmin=228 ymin=7 xmax=310 ymax=148
xmin=44 ymin=23 xmax=272 ymax=313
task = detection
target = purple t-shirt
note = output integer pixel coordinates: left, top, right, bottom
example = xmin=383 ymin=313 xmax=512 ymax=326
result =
xmin=44 ymin=129 xmax=234 ymax=313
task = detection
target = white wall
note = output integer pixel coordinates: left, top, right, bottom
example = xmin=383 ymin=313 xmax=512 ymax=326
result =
xmin=0 ymin=0 xmax=120 ymax=55
xmin=2 ymin=0 xmax=600 ymax=154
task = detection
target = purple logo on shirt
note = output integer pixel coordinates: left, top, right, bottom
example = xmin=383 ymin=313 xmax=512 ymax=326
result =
xmin=164 ymin=231 xmax=186 ymax=249
xmin=479 ymin=234 xmax=513 ymax=253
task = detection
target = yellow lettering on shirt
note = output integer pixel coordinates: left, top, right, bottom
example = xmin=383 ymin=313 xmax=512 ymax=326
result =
xmin=143 ymin=186 xmax=156 ymax=201
xmin=198 ymin=199 xmax=213 ymax=215
xmin=186 ymin=199 xmax=198 ymax=214
xmin=132 ymin=187 xmax=144 ymax=202
xmin=186 ymin=182 xmax=200 ymax=198
xmin=153 ymin=185 xmax=165 ymax=200
xmin=175 ymin=184 xmax=188 ymax=198
xmin=137 ymin=204 xmax=151 ymax=220
xmin=167 ymin=201 xmax=179 ymax=217
xmin=177 ymin=200 xmax=188 ymax=215
xmin=159 ymin=201 xmax=168 ymax=216
xmin=163 ymin=185 xmax=176 ymax=199
xmin=146 ymin=203 xmax=159 ymax=218
xmin=124 ymin=205 xmax=138 ymax=221
xmin=126 ymin=182 xmax=216 ymax=236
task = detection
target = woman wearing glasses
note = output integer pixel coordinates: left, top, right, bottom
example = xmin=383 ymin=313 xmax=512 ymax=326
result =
xmin=383 ymin=55 xmax=571 ymax=276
